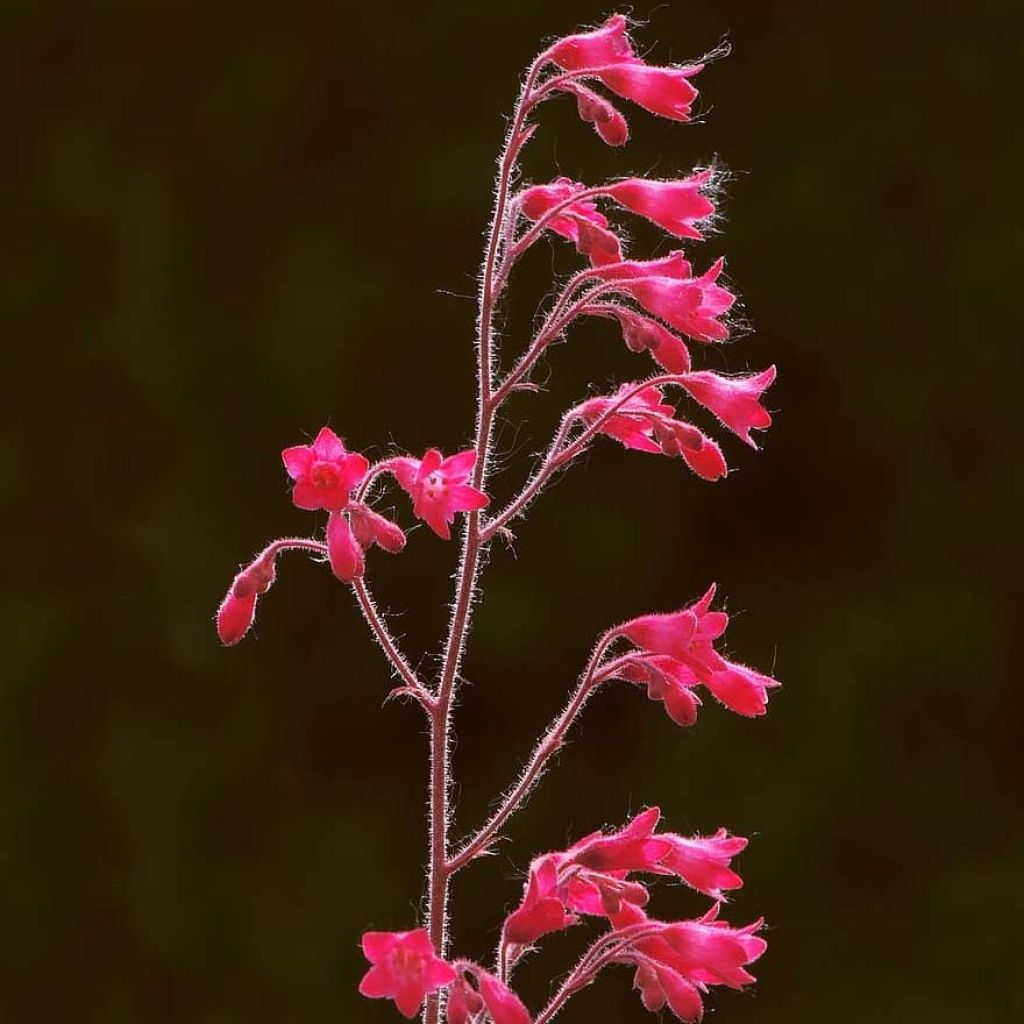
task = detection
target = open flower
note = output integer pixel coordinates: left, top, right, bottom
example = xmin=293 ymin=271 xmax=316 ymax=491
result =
xmin=548 ymin=14 xmax=637 ymax=71
xmin=520 ymin=178 xmax=623 ymax=265
xmin=606 ymin=170 xmax=716 ymax=239
xmin=281 ymin=426 xmax=369 ymax=512
xmin=681 ymin=367 xmax=776 ymax=447
xmin=391 ymin=449 xmax=489 ymax=539
xmin=597 ymin=62 xmax=704 ymax=121
xmin=358 ymin=929 xmax=455 ymax=1019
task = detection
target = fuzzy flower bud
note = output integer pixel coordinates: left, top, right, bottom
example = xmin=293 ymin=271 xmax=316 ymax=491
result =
xmin=350 ymin=504 xmax=407 ymax=553
xmin=326 ymin=512 xmax=365 ymax=582
xmin=565 ymin=82 xmax=630 ymax=146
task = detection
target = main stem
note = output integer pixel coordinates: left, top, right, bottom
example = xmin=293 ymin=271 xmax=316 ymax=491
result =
xmin=423 ymin=56 xmax=545 ymax=1024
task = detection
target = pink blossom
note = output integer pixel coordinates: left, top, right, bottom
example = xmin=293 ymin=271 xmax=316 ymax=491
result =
xmin=663 ymin=912 xmax=767 ymax=990
xmin=578 ymin=384 xmax=675 ymax=453
xmin=597 ymin=62 xmax=704 ymax=122
xmin=519 ymin=178 xmax=623 ymax=265
xmin=633 ymin=961 xmax=704 ymax=1022
xmin=606 ymin=171 xmax=716 ymax=239
xmin=681 ymin=368 xmax=776 ymax=447
xmin=566 ymin=82 xmax=629 ymax=146
xmin=357 ymin=929 xmax=455 ymax=1019
xmin=477 ymin=970 xmax=531 ymax=1024
xmin=326 ymin=512 xmax=364 ymax=582
xmin=704 ymin=659 xmax=781 ymax=717
xmin=569 ymin=807 xmax=669 ymax=873
xmin=281 ymin=426 xmax=369 ymax=512
xmin=652 ymin=420 xmax=728 ymax=481
xmin=446 ymin=975 xmax=483 ymax=1024
xmin=349 ymin=504 xmax=407 ymax=554
xmin=659 ymin=829 xmax=748 ymax=899
xmin=618 ymin=654 xmax=703 ymax=726
xmin=391 ymin=449 xmax=489 ymax=540
xmin=548 ymin=14 xmax=637 ymax=71
xmin=599 ymin=250 xmax=694 ymax=281
xmin=503 ymin=856 xmax=577 ymax=945
xmin=603 ymin=306 xmax=691 ymax=373
xmin=216 ymin=589 xmax=258 ymax=646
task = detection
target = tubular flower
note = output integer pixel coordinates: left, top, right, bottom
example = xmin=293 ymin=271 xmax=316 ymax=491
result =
xmin=606 ymin=170 xmax=716 ymax=239
xmin=633 ymin=961 xmax=704 ymax=1022
xmin=548 ymin=14 xmax=637 ymax=71
xmin=326 ymin=512 xmax=365 ymax=582
xmin=577 ymin=384 xmax=729 ymax=481
xmin=503 ymin=856 xmax=577 ymax=945
xmin=520 ymin=178 xmax=623 ymax=265
xmin=657 ymin=830 xmax=748 ymax=899
xmin=477 ymin=970 xmax=531 ymax=1024
xmin=569 ymin=807 xmax=669 ymax=873
xmin=621 ymin=585 xmax=780 ymax=717
xmin=681 ymin=367 xmax=776 ymax=447
xmin=357 ymin=929 xmax=456 ymax=1019
xmin=391 ymin=449 xmax=489 ymax=540
xmin=216 ymin=551 xmax=278 ymax=646
xmin=281 ymin=426 xmax=369 ymax=512
xmin=617 ymin=653 xmax=703 ymax=726
xmin=349 ymin=503 xmax=407 ymax=554
xmin=597 ymin=306 xmax=692 ymax=373
xmin=564 ymin=82 xmax=629 ymax=146
xmin=596 ymin=62 xmax=704 ymax=122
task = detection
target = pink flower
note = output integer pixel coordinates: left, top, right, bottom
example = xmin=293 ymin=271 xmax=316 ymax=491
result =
xmin=578 ymin=384 xmax=675 ymax=453
xmin=447 ymin=975 xmax=483 ymax=1024
xmin=392 ymin=449 xmax=489 ymax=540
xmin=606 ymin=171 xmax=716 ymax=239
xmin=618 ymin=654 xmax=703 ymax=726
xmin=548 ymin=14 xmax=637 ymax=71
xmin=281 ymin=426 xmax=369 ymax=512
xmin=477 ymin=970 xmax=531 ymax=1024
xmin=350 ymin=504 xmax=407 ymax=554
xmin=621 ymin=585 xmax=780 ymax=717
xmin=326 ymin=512 xmax=364 ymax=582
xmin=569 ymin=807 xmax=669 ymax=873
xmin=681 ymin=368 xmax=776 ymax=447
xmin=659 ymin=829 xmax=748 ymax=899
xmin=600 ymin=250 xmax=694 ymax=281
xmin=653 ymin=421 xmax=728 ymax=481
xmin=216 ymin=589 xmax=257 ymax=646
xmin=565 ymin=82 xmax=629 ymax=146
xmin=216 ymin=551 xmax=278 ymax=646
xmin=357 ymin=929 xmax=456 ymax=1019
xmin=597 ymin=62 xmax=704 ymax=122
xmin=663 ymin=912 xmax=767 ymax=990
xmin=633 ymin=961 xmax=704 ymax=1022
xmin=504 ymin=856 xmax=577 ymax=945
xmin=519 ymin=179 xmax=623 ymax=266
xmin=602 ymin=306 xmax=691 ymax=373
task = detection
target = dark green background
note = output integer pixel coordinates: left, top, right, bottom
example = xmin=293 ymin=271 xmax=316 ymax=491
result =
xmin=5 ymin=2 xmax=1021 ymax=1021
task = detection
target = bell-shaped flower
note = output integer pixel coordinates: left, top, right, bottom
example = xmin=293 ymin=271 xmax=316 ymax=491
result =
xmin=391 ymin=449 xmax=489 ymax=540
xmin=658 ymin=829 xmax=748 ymax=899
xmin=519 ymin=179 xmax=624 ymax=266
xmin=569 ymin=807 xmax=670 ymax=873
xmin=503 ymin=856 xmax=577 ymax=945
xmin=281 ymin=426 xmax=369 ymax=512
xmin=477 ymin=970 xmax=531 ymax=1024
xmin=704 ymin=659 xmax=780 ymax=717
xmin=565 ymin=82 xmax=629 ymax=146
xmin=597 ymin=62 xmax=704 ymax=121
xmin=548 ymin=13 xmax=637 ymax=70
xmin=606 ymin=170 xmax=716 ymax=239
xmin=216 ymin=550 xmax=279 ymax=646
xmin=357 ymin=929 xmax=456 ymax=1019
xmin=681 ymin=367 xmax=776 ymax=447
xmin=663 ymin=912 xmax=767 ymax=990
xmin=326 ymin=512 xmax=364 ymax=582
xmin=350 ymin=504 xmax=407 ymax=554
xmin=617 ymin=653 xmax=703 ymax=726
xmin=578 ymin=384 xmax=675 ymax=453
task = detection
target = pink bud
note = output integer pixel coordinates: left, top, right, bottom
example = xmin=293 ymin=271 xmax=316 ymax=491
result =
xmin=231 ymin=554 xmax=277 ymax=599
xmin=326 ymin=512 xmax=365 ymax=582
xmin=549 ymin=14 xmax=637 ymax=71
xmin=572 ymin=216 xmax=623 ymax=266
xmin=477 ymin=971 xmax=531 ymax=1024
xmin=569 ymin=83 xmax=630 ymax=146
xmin=216 ymin=589 xmax=258 ymax=646
xmin=350 ymin=504 xmax=407 ymax=554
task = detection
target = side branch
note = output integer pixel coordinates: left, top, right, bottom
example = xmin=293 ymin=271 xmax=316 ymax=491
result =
xmin=447 ymin=632 xmax=618 ymax=872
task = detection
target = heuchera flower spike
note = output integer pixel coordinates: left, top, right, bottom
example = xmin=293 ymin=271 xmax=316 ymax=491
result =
xmin=391 ymin=448 xmax=489 ymax=540
xmin=217 ymin=14 xmax=779 ymax=1023
xmin=358 ymin=930 xmax=456 ymax=1019
xmin=281 ymin=426 xmax=369 ymax=512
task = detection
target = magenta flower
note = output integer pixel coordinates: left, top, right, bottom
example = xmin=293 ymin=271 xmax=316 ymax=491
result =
xmin=615 ymin=268 xmax=734 ymax=343
xmin=357 ymin=929 xmax=456 ymax=1019
xmin=659 ymin=829 xmax=748 ymax=899
xmin=619 ymin=653 xmax=703 ymax=726
xmin=633 ymin=960 xmax=704 ymax=1022
xmin=602 ymin=307 xmax=692 ymax=373
xmin=281 ymin=426 xmax=369 ymax=512
xmin=597 ymin=62 xmax=704 ymax=122
xmin=477 ymin=970 xmax=531 ymax=1024
xmin=704 ymin=659 xmax=781 ymax=717
xmin=326 ymin=512 xmax=364 ymax=582
xmin=520 ymin=178 xmax=623 ymax=265
xmin=579 ymin=384 xmax=676 ymax=453
xmin=548 ymin=14 xmax=637 ymax=71
xmin=606 ymin=170 xmax=716 ymax=239
xmin=654 ymin=420 xmax=728 ymax=481
xmin=216 ymin=589 xmax=257 ymax=647
xmin=349 ymin=504 xmax=407 ymax=554
xmin=503 ymin=856 xmax=577 ymax=945
xmin=569 ymin=807 xmax=669 ymax=873
xmin=681 ymin=367 xmax=776 ymax=447
xmin=392 ymin=449 xmax=489 ymax=540
xmin=565 ymin=82 xmax=629 ymax=146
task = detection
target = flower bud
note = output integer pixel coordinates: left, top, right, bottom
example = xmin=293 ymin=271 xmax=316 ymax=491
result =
xmin=327 ymin=512 xmax=365 ymax=582
xmin=217 ymin=588 xmax=258 ymax=646
xmin=350 ymin=504 xmax=407 ymax=554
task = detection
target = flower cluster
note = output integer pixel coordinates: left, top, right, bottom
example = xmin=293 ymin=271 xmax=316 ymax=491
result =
xmin=216 ymin=13 xmax=779 ymax=1023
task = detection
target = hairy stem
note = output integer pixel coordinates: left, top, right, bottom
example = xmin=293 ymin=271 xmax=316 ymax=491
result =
xmin=423 ymin=53 xmax=547 ymax=1024
xmin=351 ymin=578 xmax=429 ymax=699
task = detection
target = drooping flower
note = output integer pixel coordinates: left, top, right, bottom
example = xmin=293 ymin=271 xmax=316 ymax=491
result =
xmin=281 ymin=426 xmax=369 ymax=512
xmin=519 ymin=179 xmax=623 ymax=266
xmin=446 ymin=974 xmax=484 ymax=1024
xmin=357 ymin=929 xmax=456 ymax=1019
xmin=569 ymin=807 xmax=669 ymax=873
xmin=620 ymin=585 xmax=780 ymax=717
xmin=616 ymin=653 xmax=703 ymax=726
xmin=391 ymin=449 xmax=489 ymax=540
xmin=503 ymin=856 xmax=577 ymax=945
xmin=563 ymin=82 xmax=629 ymax=146
xmin=477 ymin=970 xmax=531 ymax=1024
xmin=681 ymin=367 xmax=776 ymax=447
xmin=326 ymin=512 xmax=365 ymax=582
xmin=632 ymin=960 xmax=704 ymax=1022
xmin=596 ymin=306 xmax=692 ymax=373
xmin=606 ymin=170 xmax=716 ymax=239
xmin=548 ymin=14 xmax=637 ymax=71
xmin=652 ymin=420 xmax=728 ymax=481
xmin=658 ymin=829 xmax=748 ymax=899
xmin=597 ymin=62 xmax=704 ymax=122
xmin=216 ymin=588 xmax=258 ymax=646
xmin=578 ymin=384 xmax=675 ymax=453
xmin=349 ymin=503 xmax=407 ymax=553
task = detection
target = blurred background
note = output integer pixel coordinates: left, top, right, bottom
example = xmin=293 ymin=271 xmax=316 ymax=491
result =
xmin=4 ymin=1 xmax=1022 ymax=1021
